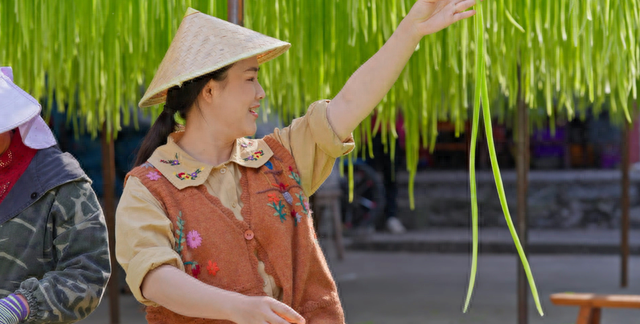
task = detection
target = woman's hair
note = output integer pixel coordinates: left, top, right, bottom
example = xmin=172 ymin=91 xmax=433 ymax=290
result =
xmin=134 ymin=64 xmax=234 ymax=166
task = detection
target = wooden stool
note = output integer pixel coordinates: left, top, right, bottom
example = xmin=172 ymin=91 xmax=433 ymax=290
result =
xmin=550 ymin=293 xmax=640 ymax=324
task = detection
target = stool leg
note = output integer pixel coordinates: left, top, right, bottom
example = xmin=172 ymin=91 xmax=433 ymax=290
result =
xmin=331 ymin=199 xmax=345 ymax=260
xmin=576 ymin=306 xmax=594 ymax=324
xmin=589 ymin=308 xmax=601 ymax=324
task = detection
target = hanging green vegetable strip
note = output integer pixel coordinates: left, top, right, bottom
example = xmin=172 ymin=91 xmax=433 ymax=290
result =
xmin=462 ymin=0 xmax=485 ymax=311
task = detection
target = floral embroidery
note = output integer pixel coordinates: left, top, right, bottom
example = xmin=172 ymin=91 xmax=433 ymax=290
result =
xmin=292 ymin=210 xmax=301 ymax=226
xmin=185 ymin=261 xmax=200 ymax=278
xmin=175 ymin=168 xmax=204 ymax=180
xmin=146 ymin=171 xmax=161 ymax=181
xmin=186 ymin=230 xmax=202 ymax=249
xmin=141 ymin=162 xmax=155 ymax=168
xmin=295 ymin=193 xmax=309 ymax=215
xmin=160 ymin=153 xmax=181 ymax=166
xmin=173 ymin=212 xmax=186 ymax=254
xmin=283 ymin=192 xmax=294 ymax=205
xmin=243 ymin=150 xmax=264 ymax=162
xmin=192 ymin=264 xmax=201 ymax=278
xmin=173 ymin=213 xmax=200 ymax=277
xmin=267 ymin=193 xmax=287 ymax=222
xmin=207 ymin=261 xmax=220 ymax=276
xmin=240 ymin=140 xmax=254 ymax=149
xmin=275 ymin=182 xmax=289 ymax=191
xmin=288 ymin=166 xmax=301 ymax=186
xmin=265 ymin=161 xmax=273 ymax=170
xmin=306 ymin=201 xmax=313 ymax=218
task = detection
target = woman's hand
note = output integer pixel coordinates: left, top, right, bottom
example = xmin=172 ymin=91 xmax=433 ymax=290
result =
xmin=228 ymin=296 xmax=305 ymax=324
xmin=405 ymin=0 xmax=480 ymax=37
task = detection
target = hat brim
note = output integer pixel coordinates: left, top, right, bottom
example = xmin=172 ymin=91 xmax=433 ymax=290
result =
xmin=139 ymin=44 xmax=289 ymax=108
xmin=0 ymin=73 xmax=41 ymax=133
xmin=138 ymin=9 xmax=291 ymax=108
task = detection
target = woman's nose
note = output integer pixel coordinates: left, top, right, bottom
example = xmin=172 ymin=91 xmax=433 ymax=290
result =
xmin=256 ymin=81 xmax=265 ymax=100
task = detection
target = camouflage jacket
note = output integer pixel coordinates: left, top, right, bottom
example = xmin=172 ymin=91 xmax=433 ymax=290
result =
xmin=0 ymin=146 xmax=111 ymax=323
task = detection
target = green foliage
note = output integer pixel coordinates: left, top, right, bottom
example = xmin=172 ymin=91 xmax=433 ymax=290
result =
xmin=245 ymin=0 xmax=640 ymax=207
xmin=0 ymin=0 xmax=226 ymax=139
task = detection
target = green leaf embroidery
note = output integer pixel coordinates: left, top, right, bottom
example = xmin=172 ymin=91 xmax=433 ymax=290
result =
xmin=174 ymin=211 xmax=186 ymax=254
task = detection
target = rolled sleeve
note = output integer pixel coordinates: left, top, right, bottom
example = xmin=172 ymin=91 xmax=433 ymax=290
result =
xmin=307 ymin=100 xmax=355 ymax=158
xmin=271 ymin=100 xmax=355 ymax=196
xmin=115 ymin=176 xmax=184 ymax=307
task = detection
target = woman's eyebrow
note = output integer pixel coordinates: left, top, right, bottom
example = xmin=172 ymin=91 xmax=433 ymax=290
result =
xmin=244 ymin=67 xmax=260 ymax=72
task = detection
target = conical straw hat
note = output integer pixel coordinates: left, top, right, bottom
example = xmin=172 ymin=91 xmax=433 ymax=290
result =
xmin=139 ymin=8 xmax=291 ymax=108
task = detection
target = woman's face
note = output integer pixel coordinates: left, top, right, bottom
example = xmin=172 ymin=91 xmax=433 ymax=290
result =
xmin=196 ymin=56 xmax=265 ymax=139
xmin=0 ymin=131 xmax=11 ymax=155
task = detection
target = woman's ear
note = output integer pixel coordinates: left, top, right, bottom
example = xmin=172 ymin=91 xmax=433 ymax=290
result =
xmin=201 ymin=79 xmax=218 ymax=103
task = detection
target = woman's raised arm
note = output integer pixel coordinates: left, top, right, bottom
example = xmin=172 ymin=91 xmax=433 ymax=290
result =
xmin=327 ymin=0 xmax=479 ymax=140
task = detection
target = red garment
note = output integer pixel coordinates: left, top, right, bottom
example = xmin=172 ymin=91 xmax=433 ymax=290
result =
xmin=0 ymin=130 xmax=38 ymax=204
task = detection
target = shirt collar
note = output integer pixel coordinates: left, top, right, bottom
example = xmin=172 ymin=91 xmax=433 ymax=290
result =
xmin=148 ymin=132 xmax=273 ymax=190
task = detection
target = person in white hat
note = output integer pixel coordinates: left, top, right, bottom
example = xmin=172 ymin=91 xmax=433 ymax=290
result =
xmin=116 ymin=1 xmax=477 ymax=323
xmin=0 ymin=67 xmax=111 ymax=324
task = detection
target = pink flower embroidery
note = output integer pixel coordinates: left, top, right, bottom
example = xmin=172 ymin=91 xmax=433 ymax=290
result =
xmin=186 ymin=230 xmax=202 ymax=249
xmin=147 ymin=171 xmax=161 ymax=181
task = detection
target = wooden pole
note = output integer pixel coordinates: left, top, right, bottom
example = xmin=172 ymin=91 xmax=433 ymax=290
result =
xmin=101 ymin=126 xmax=119 ymax=324
xmin=516 ymin=65 xmax=529 ymax=324
xmin=621 ymin=104 xmax=634 ymax=288
xmin=227 ymin=0 xmax=244 ymax=26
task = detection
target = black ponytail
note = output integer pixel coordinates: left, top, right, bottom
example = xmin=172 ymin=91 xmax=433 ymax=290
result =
xmin=134 ymin=64 xmax=234 ymax=166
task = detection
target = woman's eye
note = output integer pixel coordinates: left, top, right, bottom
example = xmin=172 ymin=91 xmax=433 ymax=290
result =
xmin=248 ymin=78 xmax=255 ymax=82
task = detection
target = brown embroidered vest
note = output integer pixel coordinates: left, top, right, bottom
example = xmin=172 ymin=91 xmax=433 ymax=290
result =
xmin=126 ymin=136 xmax=344 ymax=324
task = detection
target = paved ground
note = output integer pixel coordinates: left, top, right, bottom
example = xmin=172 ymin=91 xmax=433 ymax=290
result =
xmin=85 ymin=247 xmax=640 ymax=323
xmin=348 ymin=228 xmax=640 ymax=254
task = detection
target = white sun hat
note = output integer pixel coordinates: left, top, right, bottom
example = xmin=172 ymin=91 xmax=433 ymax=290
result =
xmin=139 ymin=8 xmax=291 ymax=108
xmin=0 ymin=67 xmax=57 ymax=149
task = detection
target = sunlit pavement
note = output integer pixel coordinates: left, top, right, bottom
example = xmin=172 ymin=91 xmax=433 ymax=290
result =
xmin=85 ymin=247 xmax=639 ymax=324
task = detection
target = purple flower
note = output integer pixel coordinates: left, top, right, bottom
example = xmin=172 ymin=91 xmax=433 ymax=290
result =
xmin=186 ymin=230 xmax=202 ymax=249
xmin=147 ymin=171 xmax=161 ymax=181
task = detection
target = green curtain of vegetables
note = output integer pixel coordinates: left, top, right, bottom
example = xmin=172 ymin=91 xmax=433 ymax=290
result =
xmin=2 ymin=0 xmax=639 ymax=314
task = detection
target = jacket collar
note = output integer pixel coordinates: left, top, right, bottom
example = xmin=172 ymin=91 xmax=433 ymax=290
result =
xmin=149 ymin=132 xmax=273 ymax=190
xmin=0 ymin=146 xmax=87 ymax=225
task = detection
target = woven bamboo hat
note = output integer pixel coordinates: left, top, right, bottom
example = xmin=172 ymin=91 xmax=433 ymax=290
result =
xmin=139 ymin=8 xmax=290 ymax=108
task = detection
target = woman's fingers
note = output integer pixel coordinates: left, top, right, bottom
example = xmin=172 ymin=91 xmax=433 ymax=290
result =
xmin=454 ymin=9 xmax=477 ymax=21
xmin=455 ymin=0 xmax=481 ymax=14
xmin=266 ymin=314 xmax=291 ymax=324
xmin=270 ymin=302 xmax=305 ymax=324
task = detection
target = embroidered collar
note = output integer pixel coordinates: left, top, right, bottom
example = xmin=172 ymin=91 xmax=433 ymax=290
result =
xmin=148 ymin=132 xmax=274 ymax=190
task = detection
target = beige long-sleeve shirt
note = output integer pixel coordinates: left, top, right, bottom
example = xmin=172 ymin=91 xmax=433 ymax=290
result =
xmin=116 ymin=100 xmax=354 ymax=306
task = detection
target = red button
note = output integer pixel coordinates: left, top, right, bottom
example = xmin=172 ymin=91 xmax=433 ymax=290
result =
xmin=244 ymin=230 xmax=254 ymax=240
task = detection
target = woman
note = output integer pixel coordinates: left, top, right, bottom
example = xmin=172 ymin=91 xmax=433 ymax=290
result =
xmin=116 ymin=1 xmax=477 ymax=323
xmin=0 ymin=67 xmax=111 ymax=323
